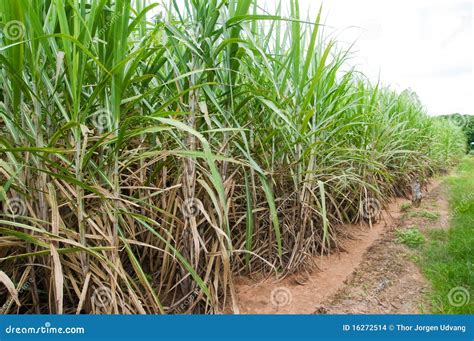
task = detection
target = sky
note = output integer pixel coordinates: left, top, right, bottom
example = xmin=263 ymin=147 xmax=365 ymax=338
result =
xmin=295 ymin=0 xmax=473 ymax=116
xmin=153 ymin=0 xmax=472 ymax=116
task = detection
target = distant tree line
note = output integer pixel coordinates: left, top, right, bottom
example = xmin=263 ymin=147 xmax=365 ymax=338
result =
xmin=440 ymin=114 xmax=474 ymax=150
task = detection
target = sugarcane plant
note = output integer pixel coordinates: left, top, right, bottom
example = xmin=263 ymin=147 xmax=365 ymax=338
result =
xmin=0 ymin=0 xmax=466 ymax=314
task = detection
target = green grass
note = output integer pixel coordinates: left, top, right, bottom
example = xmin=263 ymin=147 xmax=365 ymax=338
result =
xmin=395 ymin=226 xmax=425 ymax=248
xmin=408 ymin=210 xmax=440 ymax=221
xmin=421 ymin=157 xmax=474 ymax=313
xmin=400 ymin=202 xmax=412 ymax=212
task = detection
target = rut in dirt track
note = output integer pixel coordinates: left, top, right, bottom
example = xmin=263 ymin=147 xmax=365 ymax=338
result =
xmin=235 ymin=179 xmax=449 ymax=314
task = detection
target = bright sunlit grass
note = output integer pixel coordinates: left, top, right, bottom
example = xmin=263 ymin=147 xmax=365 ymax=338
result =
xmin=421 ymin=157 xmax=474 ymax=314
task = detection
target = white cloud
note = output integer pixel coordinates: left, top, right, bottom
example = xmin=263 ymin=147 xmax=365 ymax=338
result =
xmin=151 ymin=1 xmax=472 ymax=115
xmin=296 ymin=0 xmax=473 ymax=115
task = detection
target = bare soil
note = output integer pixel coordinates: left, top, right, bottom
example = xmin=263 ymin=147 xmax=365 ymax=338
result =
xmin=234 ymin=179 xmax=449 ymax=314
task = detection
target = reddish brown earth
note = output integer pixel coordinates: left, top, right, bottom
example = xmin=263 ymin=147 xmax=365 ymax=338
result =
xmin=234 ymin=179 xmax=449 ymax=314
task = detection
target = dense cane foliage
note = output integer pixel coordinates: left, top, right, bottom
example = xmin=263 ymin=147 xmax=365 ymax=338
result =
xmin=0 ymin=0 xmax=466 ymax=314
xmin=441 ymin=114 xmax=474 ymax=150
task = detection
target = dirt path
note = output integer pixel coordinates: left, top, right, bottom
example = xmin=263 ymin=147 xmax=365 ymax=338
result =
xmin=235 ymin=179 xmax=448 ymax=314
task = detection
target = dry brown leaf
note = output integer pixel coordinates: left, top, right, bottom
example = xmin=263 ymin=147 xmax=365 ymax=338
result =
xmin=50 ymin=245 xmax=64 ymax=314
xmin=0 ymin=271 xmax=20 ymax=306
